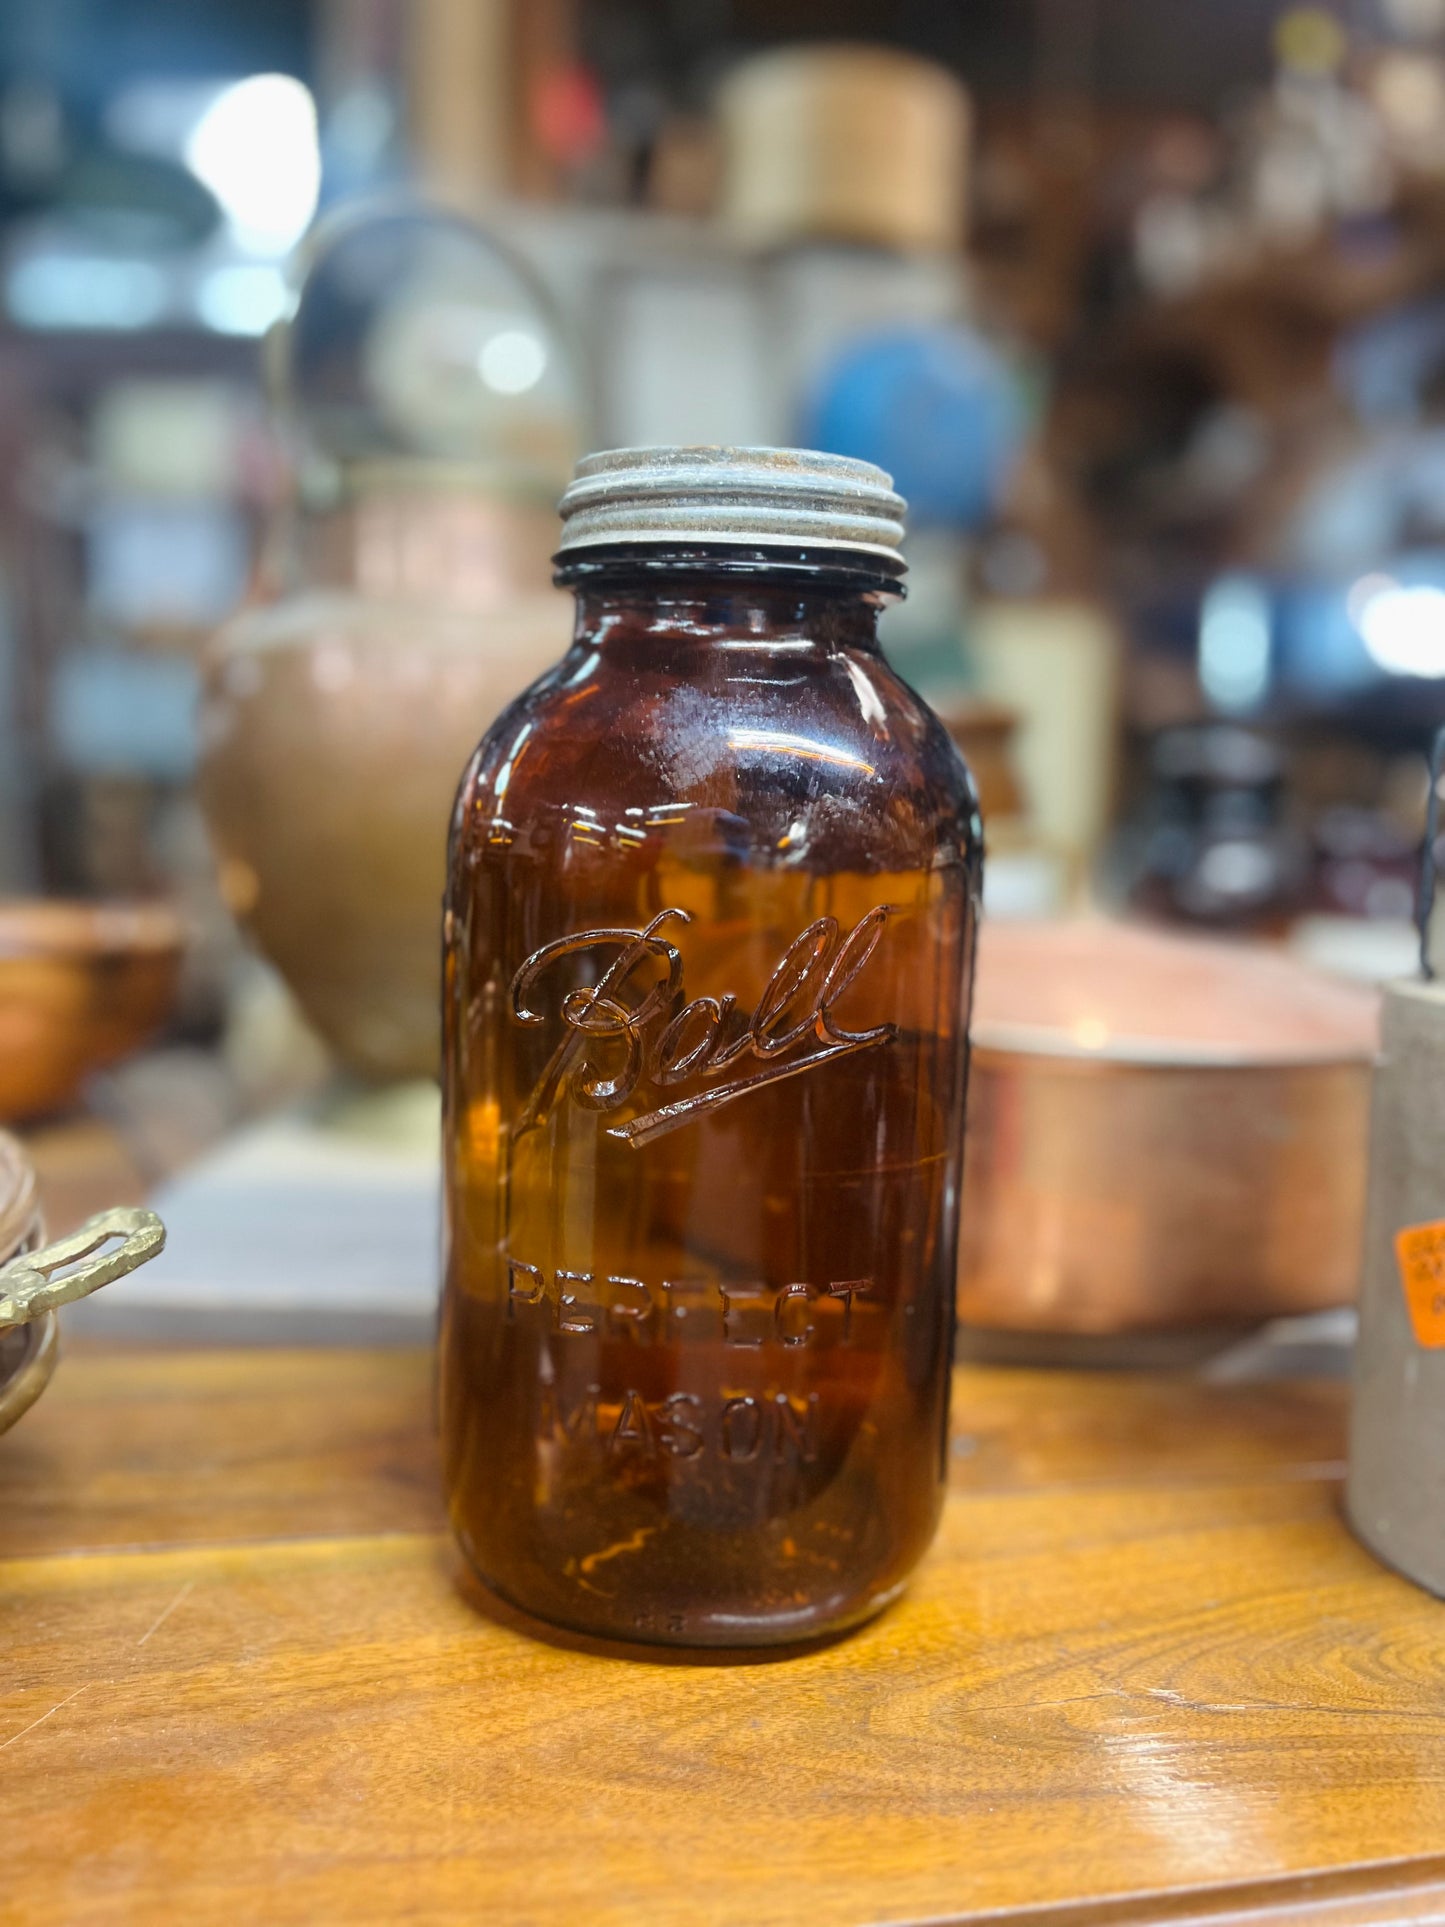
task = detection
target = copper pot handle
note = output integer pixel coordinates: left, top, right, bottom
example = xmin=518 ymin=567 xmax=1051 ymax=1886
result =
xmin=0 ymin=1208 xmax=166 ymax=1331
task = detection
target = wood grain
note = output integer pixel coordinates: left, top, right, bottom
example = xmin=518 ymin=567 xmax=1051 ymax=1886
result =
xmin=0 ymin=1348 xmax=441 ymax=1558
xmin=3 ymin=1350 xmax=1443 ymax=1926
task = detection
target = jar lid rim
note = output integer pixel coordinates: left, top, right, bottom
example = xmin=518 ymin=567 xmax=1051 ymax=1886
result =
xmin=556 ymin=445 xmax=908 ymax=564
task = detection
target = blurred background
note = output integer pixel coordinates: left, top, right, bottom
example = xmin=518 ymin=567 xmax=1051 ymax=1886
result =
xmin=3 ymin=0 xmax=1444 ymax=1273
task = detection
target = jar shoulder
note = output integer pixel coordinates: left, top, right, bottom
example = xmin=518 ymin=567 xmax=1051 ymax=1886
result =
xmin=451 ymin=644 xmax=982 ymax=871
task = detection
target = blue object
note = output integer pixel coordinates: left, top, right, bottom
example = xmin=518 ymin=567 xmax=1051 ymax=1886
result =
xmin=799 ymin=323 xmax=1024 ymax=532
xmin=1336 ymin=295 xmax=1445 ymax=428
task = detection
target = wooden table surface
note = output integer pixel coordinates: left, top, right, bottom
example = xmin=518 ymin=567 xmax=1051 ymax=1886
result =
xmin=5 ymin=1346 xmax=1445 ymax=1926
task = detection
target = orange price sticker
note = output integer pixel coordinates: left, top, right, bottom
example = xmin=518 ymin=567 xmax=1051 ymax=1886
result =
xmin=1395 ymin=1220 xmax=1445 ymax=1348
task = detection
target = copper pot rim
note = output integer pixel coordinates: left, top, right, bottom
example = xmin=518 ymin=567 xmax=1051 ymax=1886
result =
xmin=970 ymin=1022 xmax=1378 ymax=1072
xmin=971 ymin=919 xmax=1380 ymax=1071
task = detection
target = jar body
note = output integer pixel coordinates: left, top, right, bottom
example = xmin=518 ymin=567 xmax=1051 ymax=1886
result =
xmin=440 ymin=572 xmax=981 ymax=1645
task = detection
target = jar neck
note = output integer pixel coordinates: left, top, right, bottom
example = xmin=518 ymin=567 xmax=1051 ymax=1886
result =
xmin=562 ymin=548 xmax=903 ymax=656
xmin=570 ymin=579 xmax=891 ymax=655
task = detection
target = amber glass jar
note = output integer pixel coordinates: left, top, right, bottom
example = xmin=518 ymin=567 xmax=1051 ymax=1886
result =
xmin=440 ymin=447 xmax=982 ymax=1646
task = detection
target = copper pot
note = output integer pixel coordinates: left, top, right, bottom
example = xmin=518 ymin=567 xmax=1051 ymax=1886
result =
xmin=959 ymin=921 xmax=1378 ymax=1335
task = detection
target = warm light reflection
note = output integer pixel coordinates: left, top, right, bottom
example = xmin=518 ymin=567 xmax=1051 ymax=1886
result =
xmin=466 ymin=1098 xmax=501 ymax=1166
xmin=728 ymin=728 xmax=875 ymax=774
xmin=493 ymin=722 xmax=535 ymax=799
xmin=1071 ymin=1017 xmax=1111 ymax=1050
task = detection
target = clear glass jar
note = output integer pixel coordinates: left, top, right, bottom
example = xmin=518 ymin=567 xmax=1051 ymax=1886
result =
xmin=440 ymin=447 xmax=982 ymax=1646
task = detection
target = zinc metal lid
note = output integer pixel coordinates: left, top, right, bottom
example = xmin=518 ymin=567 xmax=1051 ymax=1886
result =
xmin=556 ymin=445 xmax=907 ymax=563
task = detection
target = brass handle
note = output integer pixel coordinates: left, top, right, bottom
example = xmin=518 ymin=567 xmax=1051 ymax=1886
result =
xmin=0 ymin=1207 xmax=166 ymax=1331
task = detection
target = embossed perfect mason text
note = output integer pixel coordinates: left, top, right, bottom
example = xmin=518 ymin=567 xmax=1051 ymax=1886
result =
xmin=510 ymin=904 xmax=897 ymax=1145
xmin=506 ymin=1261 xmax=869 ymax=1348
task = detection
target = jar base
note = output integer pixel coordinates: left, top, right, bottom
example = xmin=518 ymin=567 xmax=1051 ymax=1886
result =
xmin=453 ymin=1535 xmax=913 ymax=1655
